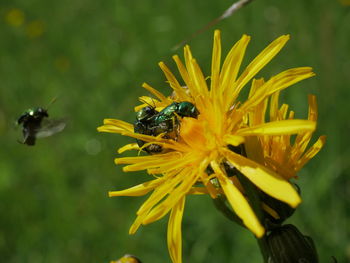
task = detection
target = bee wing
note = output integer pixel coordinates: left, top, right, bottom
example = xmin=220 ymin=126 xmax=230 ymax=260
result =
xmin=35 ymin=119 xmax=66 ymax=138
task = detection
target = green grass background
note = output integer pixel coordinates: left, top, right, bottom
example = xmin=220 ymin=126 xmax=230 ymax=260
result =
xmin=0 ymin=0 xmax=349 ymax=262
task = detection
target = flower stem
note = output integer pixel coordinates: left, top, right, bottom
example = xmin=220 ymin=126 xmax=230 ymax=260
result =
xmin=236 ymin=172 xmax=270 ymax=263
xmin=257 ymin=235 xmax=270 ymax=263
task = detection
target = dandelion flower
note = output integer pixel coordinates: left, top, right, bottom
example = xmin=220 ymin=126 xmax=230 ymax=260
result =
xmin=246 ymin=88 xmax=326 ymax=180
xmin=99 ymin=30 xmax=316 ymax=263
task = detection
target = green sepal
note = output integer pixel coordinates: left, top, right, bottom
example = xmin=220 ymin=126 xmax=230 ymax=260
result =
xmin=259 ymin=183 xmax=300 ymax=225
xmin=260 ymin=190 xmax=296 ymax=225
xmin=212 ymin=194 xmax=244 ymax=227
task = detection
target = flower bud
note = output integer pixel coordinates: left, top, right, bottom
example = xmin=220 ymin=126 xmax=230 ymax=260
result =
xmin=111 ymin=254 xmax=142 ymax=263
xmin=267 ymin=224 xmax=319 ymax=263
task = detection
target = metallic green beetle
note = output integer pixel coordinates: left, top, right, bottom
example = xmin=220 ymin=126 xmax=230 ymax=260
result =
xmin=151 ymin=101 xmax=199 ymax=135
xmin=134 ymin=101 xmax=199 ymax=154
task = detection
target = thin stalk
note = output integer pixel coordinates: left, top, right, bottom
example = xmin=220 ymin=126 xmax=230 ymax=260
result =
xmin=257 ymin=236 xmax=270 ymax=263
xmin=236 ymin=172 xmax=270 ymax=263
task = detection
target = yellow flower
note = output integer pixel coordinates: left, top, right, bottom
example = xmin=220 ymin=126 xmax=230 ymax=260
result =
xmin=4 ymin=8 xmax=25 ymax=27
xmin=246 ymin=88 xmax=326 ymax=180
xmin=98 ymin=30 xmax=316 ymax=263
xmin=111 ymin=254 xmax=141 ymax=263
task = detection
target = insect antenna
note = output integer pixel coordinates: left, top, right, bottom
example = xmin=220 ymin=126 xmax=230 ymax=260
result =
xmin=139 ymin=97 xmax=157 ymax=109
xmin=150 ymin=97 xmax=157 ymax=108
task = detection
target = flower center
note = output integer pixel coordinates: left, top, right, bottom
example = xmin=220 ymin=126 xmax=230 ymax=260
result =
xmin=180 ymin=117 xmax=206 ymax=150
xmin=179 ymin=116 xmax=220 ymax=155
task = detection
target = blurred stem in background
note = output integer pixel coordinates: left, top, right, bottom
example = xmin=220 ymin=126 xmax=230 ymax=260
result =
xmin=173 ymin=0 xmax=256 ymax=50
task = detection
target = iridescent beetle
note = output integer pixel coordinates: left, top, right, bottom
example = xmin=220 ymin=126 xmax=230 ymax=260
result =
xmin=134 ymin=101 xmax=199 ymax=154
xmin=133 ymin=105 xmax=162 ymax=153
xmin=151 ymin=101 xmax=199 ymax=134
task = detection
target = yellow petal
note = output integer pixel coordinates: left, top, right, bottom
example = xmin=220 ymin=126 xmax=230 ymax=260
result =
xmin=244 ymin=136 xmax=265 ymax=165
xmin=269 ymin=91 xmax=280 ymax=121
xmin=210 ymin=30 xmax=221 ymax=96
xmin=117 ymin=143 xmax=139 ymax=153
xmin=135 ymin=95 xmax=160 ymax=111
xmin=211 ymin=160 xmax=265 ymax=237
xmin=296 ymin=135 xmax=326 ymax=170
xmin=232 ymin=35 xmax=290 ymax=103
xmin=115 ymin=152 xmax=183 ymax=172
xmin=278 ymin=103 xmax=289 ymax=120
xmin=143 ymin=159 xmax=209 ymax=225
xmin=248 ymin=78 xmax=265 ymax=98
xmin=97 ymin=124 xmax=132 ymax=135
xmin=224 ymin=134 xmax=245 ymax=146
xmin=248 ymin=79 xmax=267 ymax=127
xmin=236 ymin=120 xmax=316 ymax=136
xmin=289 ymin=110 xmax=295 ymax=119
xmin=307 ymin=94 xmax=318 ymax=121
xmin=188 ymin=58 xmax=209 ymax=101
xmin=261 ymin=203 xmax=280 ymax=220
xmin=127 ymin=171 xmax=184 ymax=235
xmin=242 ymin=67 xmax=315 ymax=111
xmin=123 ymin=154 xmax=194 ymax=173
xmin=136 ymin=169 xmax=188 ymax=216
xmin=291 ymin=132 xmax=313 ymax=161
xmin=183 ymin=45 xmax=198 ymax=96
xmin=129 ymin=216 xmax=143 ymax=235
xmin=115 ymin=152 xmax=176 ymax=164
xmin=187 ymin=187 xmax=209 ymax=195
xmin=102 ymin=127 xmax=185 ymax=152
xmin=265 ymin=157 xmax=295 ymax=180
xmin=220 ymin=34 xmax=250 ymax=92
xmin=103 ymin=119 xmax=134 ymax=131
xmin=147 ymin=155 xmax=197 ymax=175
xmin=109 ymin=179 xmax=162 ymax=197
xmin=199 ymin=173 xmax=221 ymax=198
xmin=142 ymin=82 xmax=168 ymax=102
xmin=167 ymin=197 xmax=185 ymax=263
xmin=222 ymin=148 xmax=301 ymax=208
xmin=220 ymin=34 xmax=251 ymax=109
xmin=180 ymin=117 xmax=207 ymax=151
xmin=129 ymin=178 xmax=182 ymax=235
xmin=182 ymin=47 xmax=207 ymax=111
xmin=173 ymin=55 xmax=191 ymax=89
xmin=158 ymin=62 xmax=191 ymax=101
xmin=265 ymin=67 xmax=315 ymax=96
xmin=98 ymin=119 xmax=134 ymax=134
xmin=143 ymin=168 xmax=199 ymax=224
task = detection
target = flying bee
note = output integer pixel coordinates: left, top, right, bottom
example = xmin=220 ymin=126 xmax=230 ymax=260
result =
xmin=134 ymin=101 xmax=199 ymax=154
xmin=16 ymin=99 xmax=66 ymax=146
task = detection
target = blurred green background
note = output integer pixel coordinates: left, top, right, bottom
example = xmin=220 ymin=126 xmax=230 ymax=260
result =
xmin=0 ymin=0 xmax=349 ymax=262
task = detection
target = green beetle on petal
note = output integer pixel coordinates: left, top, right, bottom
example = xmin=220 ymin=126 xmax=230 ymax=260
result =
xmin=133 ymin=101 xmax=199 ymax=154
xmin=152 ymin=101 xmax=199 ymax=135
